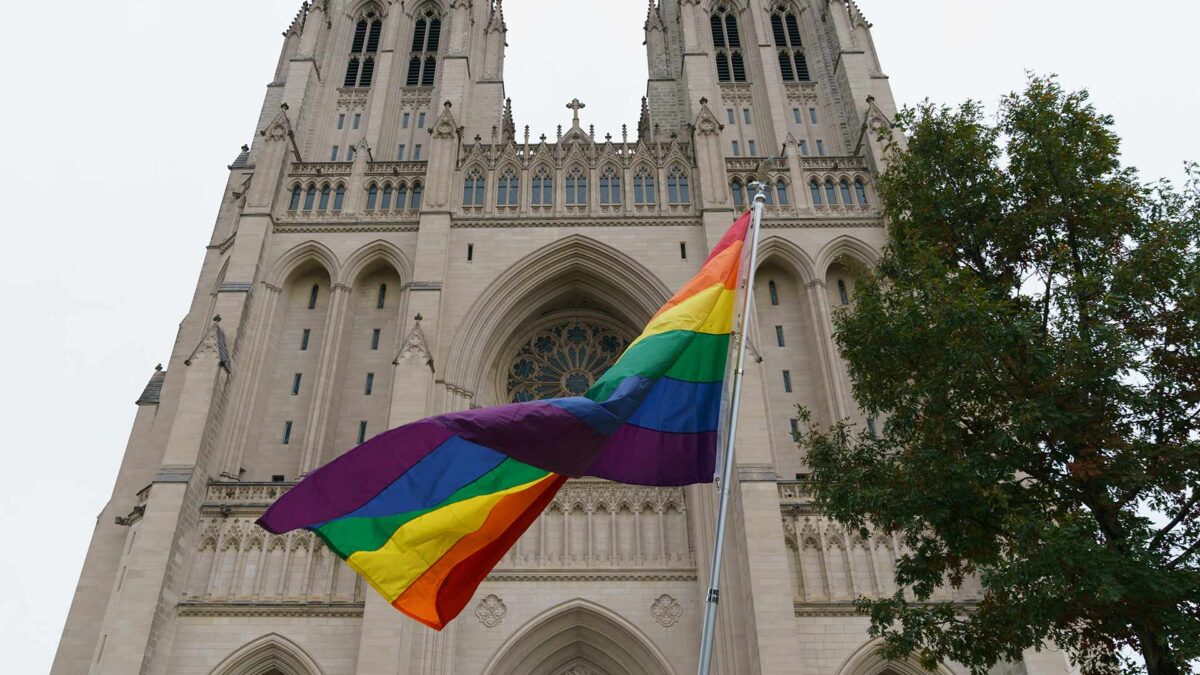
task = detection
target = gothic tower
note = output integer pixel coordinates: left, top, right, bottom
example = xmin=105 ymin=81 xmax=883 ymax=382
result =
xmin=54 ymin=2 xmax=1073 ymax=674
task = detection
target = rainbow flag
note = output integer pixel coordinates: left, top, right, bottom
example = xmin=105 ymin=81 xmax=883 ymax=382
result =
xmin=258 ymin=211 xmax=752 ymax=629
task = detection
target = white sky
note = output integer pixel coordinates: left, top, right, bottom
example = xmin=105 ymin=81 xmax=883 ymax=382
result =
xmin=1 ymin=1 xmax=1196 ymax=671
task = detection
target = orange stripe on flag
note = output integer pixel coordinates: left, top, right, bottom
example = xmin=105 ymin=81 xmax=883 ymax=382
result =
xmin=651 ymin=240 xmax=744 ymax=322
xmin=392 ymin=474 xmax=567 ymax=630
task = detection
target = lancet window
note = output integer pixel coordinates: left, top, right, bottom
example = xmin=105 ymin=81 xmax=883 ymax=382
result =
xmin=854 ymin=178 xmax=869 ymax=205
xmin=289 ymin=185 xmax=302 ymax=210
xmin=771 ymin=5 xmax=810 ymax=82
xmin=824 ymin=179 xmax=837 ymax=205
xmin=344 ymin=10 xmax=382 ymax=88
xmin=731 ymin=179 xmax=745 ymax=208
xmin=840 ymin=179 xmax=853 ymax=205
xmin=565 ymin=167 xmax=587 ymax=206
xmin=407 ymin=6 xmax=442 ymax=87
xmin=599 ymin=167 xmax=622 ymax=205
xmin=775 ymin=179 xmax=790 ymax=206
xmin=711 ymin=5 xmax=746 ymax=82
xmin=531 ymin=167 xmax=553 ymax=206
xmin=410 ymin=181 xmax=424 ymax=210
xmin=633 ymin=168 xmax=656 ymax=205
xmin=463 ymin=168 xmax=486 ymax=207
xmin=667 ymin=168 xmax=690 ymax=205
xmin=810 ymin=179 xmax=822 ymax=205
xmin=497 ymin=169 xmax=519 ymax=206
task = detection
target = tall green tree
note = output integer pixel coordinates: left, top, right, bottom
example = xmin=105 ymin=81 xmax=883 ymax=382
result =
xmin=797 ymin=76 xmax=1198 ymax=675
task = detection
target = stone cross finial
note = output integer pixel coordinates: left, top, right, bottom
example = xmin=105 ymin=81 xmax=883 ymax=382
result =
xmin=566 ymin=98 xmax=586 ymax=128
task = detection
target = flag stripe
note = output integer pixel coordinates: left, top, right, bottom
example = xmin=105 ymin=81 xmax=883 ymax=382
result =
xmin=392 ymin=474 xmax=567 ymax=629
xmin=315 ymin=459 xmax=549 ymax=556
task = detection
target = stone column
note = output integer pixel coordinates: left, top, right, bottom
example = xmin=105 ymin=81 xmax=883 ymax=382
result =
xmin=805 ymin=280 xmax=850 ymax=422
xmin=218 ymin=282 xmax=282 ymax=479
xmin=90 ymin=322 xmax=229 ymax=675
xmin=300 ymin=283 xmax=352 ymax=474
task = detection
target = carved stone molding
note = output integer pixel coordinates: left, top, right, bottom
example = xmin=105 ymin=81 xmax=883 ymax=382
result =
xmin=475 ymin=594 xmax=507 ymax=628
xmin=177 ymin=601 xmax=364 ymax=619
xmin=650 ymin=594 xmax=681 ymax=627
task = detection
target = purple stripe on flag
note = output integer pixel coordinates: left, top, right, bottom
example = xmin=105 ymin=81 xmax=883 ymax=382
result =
xmin=586 ymin=424 xmax=719 ymax=486
xmin=258 ymin=420 xmax=453 ymax=534
xmin=433 ymin=401 xmax=609 ymax=478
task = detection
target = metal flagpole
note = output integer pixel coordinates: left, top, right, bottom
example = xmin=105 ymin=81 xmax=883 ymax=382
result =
xmin=697 ymin=181 xmax=768 ymax=675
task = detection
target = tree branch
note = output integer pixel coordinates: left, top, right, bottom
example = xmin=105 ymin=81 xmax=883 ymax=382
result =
xmin=1150 ymin=492 xmax=1199 ymax=550
xmin=1165 ymin=537 xmax=1200 ymax=570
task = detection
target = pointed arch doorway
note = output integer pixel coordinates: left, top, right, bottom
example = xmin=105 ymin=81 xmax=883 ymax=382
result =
xmin=483 ymin=600 xmax=676 ymax=675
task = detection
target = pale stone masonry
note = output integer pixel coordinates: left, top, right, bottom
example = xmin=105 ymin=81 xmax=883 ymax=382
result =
xmin=54 ymin=1 xmax=1075 ymax=674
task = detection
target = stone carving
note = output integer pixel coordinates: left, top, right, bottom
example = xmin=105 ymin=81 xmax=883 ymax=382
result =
xmin=475 ymin=594 xmax=507 ymax=627
xmin=506 ymin=319 xmax=629 ymax=402
xmin=650 ymin=594 xmax=681 ymax=627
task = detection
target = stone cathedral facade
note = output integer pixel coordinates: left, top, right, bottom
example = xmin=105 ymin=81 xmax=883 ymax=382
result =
xmin=55 ymin=2 xmax=1074 ymax=674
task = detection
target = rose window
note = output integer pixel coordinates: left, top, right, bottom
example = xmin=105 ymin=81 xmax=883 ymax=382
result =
xmin=506 ymin=320 xmax=630 ymax=402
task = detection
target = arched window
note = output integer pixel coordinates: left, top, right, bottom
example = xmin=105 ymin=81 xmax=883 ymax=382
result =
xmin=762 ymin=181 xmax=774 ymax=205
xmin=837 ymin=279 xmax=849 ymax=305
xmin=377 ymin=284 xmax=388 ymax=309
xmin=497 ymin=170 xmax=519 ymax=206
xmin=771 ymin=5 xmax=810 ymax=82
xmin=407 ymin=7 xmax=442 ymax=87
xmin=289 ymin=185 xmax=302 ymax=210
xmin=769 ymin=280 xmax=779 ymax=305
xmin=410 ymin=182 xmax=423 ymax=210
xmin=667 ymin=168 xmax=690 ymax=205
xmin=318 ymin=185 xmax=331 ymax=210
xmin=840 ymin=179 xmax=853 ymax=205
xmin=396 ymin=182 xmax=408 ymax=210
xmin=809 ymin=179 xmax=822 ymax=205
xmin=463 ymin=168 xmax=485 ymax=206
xmin=711 ymin=5 xmax=746 ymax=82
xmin=775 ymin=179 xmax=789 ymax=206
xmin=333 ymin=185 xmax=346 ymax=211
xmin=344 ymin=11 xmax=382 ymax=88
xmin=565 ymin=167 xmax=587 ymax=205
xmin=366 ymin=183 xmax=378 ymax=210
xmin=824 ymin=179 xmax=837 ymax=205
xmin=304 ymin=184 xmax=317 ymax=211
xmin=531 ymin=167 xmax=553 ymax=205
xmin=854 ymin=178 xmax=869 ymax=205
xmin=731 ymin=179 xmax=745 ymax=208
xmin=381 ymin=184 xmax=393 ymax=210
xmin=633 ymin=168 xmax=656 ymax=205
xmin=599 ymin=168 xmax=622 ymax=205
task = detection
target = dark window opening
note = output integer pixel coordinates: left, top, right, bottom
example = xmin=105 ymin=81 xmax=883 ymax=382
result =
xmin=282 ymin=422 xmax=293 ymax=445
xmin=365 ymin=373 xmax=375 ymax=395
xmin=377 ymin=284 xmax=387 ymax=309
xmin=776 ymin=325 xmax=785 ymax=347
xmin=358 ymin=421 xmax=368 ymax=444
xmin=768 ymin=280 xmax=779 ymax=305
xmin=467 ymin=243 xmax=474 ymax=262
xmin=289 ymin=185 xmax=302 ymax=210
xmin=301 ymin=329 xmax=311 ymax=351
xmin=308 ymin=284 xmax=319 ymax=309
xmin=711 ymin=5 xmax=745 ymax=82
xmin=680 ymin=241 xmax=687 ymax=259
xmin=837 ymin=279 xmax=850 ymax=305
xmin=782 ymin=370 xmax=793 ymax=393
xmin=272 ymin=474 xmax=286 ymax=483
xmin=371 ymin=328 xmax=381 ymax=350
xmin=292 ymin=373 xmax=302 ymax=396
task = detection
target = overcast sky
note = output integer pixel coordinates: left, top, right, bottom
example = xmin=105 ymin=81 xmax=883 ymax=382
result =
xmin=2 ymin=1 xmax=1196 ymax=671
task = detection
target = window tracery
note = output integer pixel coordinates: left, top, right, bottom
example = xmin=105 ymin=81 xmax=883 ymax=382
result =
xmin=344 ymin=10 xmax=382 ymax=88
xmin=599 ymin=167 xmax=622 ymax=206
xmin=731 ymin=179 xmax=745 ymax=208
xmin=565 ymin=167 xmax=588 ymax=206
xmin=507 ymin=320 xmax=631 ymax=402
xmin=633 ymin=168 xmax=656 ymax=206
xmin=711 ymin=4 xmax=746 ymax=82
xmin=667 ymin=167 xmax=690 ymax=205
xmin=463 ymin=168 xmax=486 ymax=207
xmin=771 ymin=5 xmax=810 ymax=82
xmin=407 ymin=6 xmax=442 ymax=87
xmin=531 ymin=167 xmax=554 ymax=206
xmin=497 ymin=169 xmax=519 ymax=207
